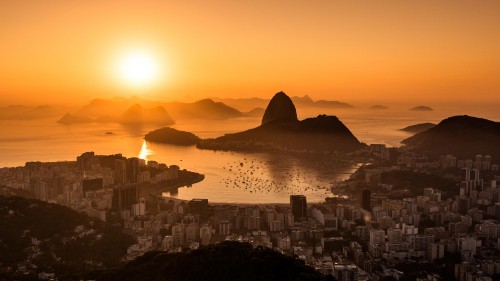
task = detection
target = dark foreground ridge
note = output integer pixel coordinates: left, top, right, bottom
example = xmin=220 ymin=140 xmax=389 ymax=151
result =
xmin=0 ymin=196 xmax=134 ymax=281
xmin=197 ymin=92 xmax=363 ymax=153
xmin=97 ymin=241 xmax=333 ymax=281
xmin=402 ymin=115 xmax=500 ymax=159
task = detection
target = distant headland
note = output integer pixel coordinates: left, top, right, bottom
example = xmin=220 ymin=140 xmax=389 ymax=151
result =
xmin=400 ymin=123 xmax=436 ymax=134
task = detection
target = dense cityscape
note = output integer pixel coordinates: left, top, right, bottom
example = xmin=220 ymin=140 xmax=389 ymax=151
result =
xmin=2 ymin=1 xmax=500 ymax=281
xmin=1 ymin=142 xmax=499 ymax=281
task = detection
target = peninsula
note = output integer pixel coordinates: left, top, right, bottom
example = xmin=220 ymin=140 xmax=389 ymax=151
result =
xmin=197 ymin=92 xmax=363 ymax=153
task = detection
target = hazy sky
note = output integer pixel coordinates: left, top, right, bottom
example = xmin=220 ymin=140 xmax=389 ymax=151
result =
xmin=1 ymin=0 xmax=500 ymax=105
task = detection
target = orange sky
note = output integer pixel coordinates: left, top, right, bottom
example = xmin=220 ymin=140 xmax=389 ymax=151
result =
xmin=1 ymin=0 xmax=500 ymax=105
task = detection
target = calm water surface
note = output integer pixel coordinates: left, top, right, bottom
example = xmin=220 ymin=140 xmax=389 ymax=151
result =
xmin=1 ymin=106 xmax=498 ymax=203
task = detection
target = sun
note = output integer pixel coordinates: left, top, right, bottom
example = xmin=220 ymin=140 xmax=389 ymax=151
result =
xmin=116 ymin=49 xmax=159 ymax=88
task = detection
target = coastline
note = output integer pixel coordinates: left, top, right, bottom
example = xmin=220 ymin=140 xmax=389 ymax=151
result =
xmin=140 ymin=170 xmax=205 ymax=200
xmin=159 ymin=161 xmax=365 ymax=205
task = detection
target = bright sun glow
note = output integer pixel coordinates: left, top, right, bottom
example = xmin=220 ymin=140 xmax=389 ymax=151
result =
xmin=116 ymin=49 xmax=159 ymax=88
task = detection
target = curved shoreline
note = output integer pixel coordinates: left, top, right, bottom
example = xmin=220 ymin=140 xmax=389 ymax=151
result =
xmin=140 ymin=170 xmax=205 ymax=200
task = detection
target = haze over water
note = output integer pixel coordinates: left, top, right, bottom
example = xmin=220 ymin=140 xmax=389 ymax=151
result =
xmin=1 ymin=104 xmax=498 ymax=203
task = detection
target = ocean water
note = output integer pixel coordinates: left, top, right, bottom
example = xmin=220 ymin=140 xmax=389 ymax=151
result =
xmin=1 ymin=105 xmax=498 ymax=203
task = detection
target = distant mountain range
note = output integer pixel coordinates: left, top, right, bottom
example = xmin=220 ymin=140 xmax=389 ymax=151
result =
xmin=58 ymin=94 xmax=355 ymax=125
xmin=57 ymin=103 xmax=175 ymax=126
xmin=76 ymin=96 xmax=244 ymax=120
xmin=402 ymin=115 xmax=500 ymax=159
xmin=0 ymin=105 xmax=66 ymax=120
xmin=56 ymin=96 xmax=250 ymax=125
xmin=198 ymin=92 xmax=362 ymax=152
xmin=163 ymin=99 xmax=242 ymax=120
xmin=211 ymin=95 xmax=354 ymax=112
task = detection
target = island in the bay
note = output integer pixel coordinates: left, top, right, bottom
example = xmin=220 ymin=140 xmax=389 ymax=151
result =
xmin=409 ymin=105 xmax=434 ymax=111
xmin=145 ymin=127 xmax=201 ymax=146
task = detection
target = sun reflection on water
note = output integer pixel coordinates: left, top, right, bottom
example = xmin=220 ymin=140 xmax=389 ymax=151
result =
xmin=138 ymin=140 xmax=153 ymax=161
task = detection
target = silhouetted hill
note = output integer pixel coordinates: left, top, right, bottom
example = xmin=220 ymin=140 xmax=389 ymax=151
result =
xmin=291 ymin=95 xmax=314 ymax=105
xmin=97 ymin=241 xmax=331 ymax=281
xmin=77 ymin=97 xmax=242 ymax=121
xmin=120 ymin=104 xmax=174 ymax=125
xmin=262 ymin=91 xmax=298 ymax=125
xmin=57 ymin=113 xmax=94 ymax=124
xmin=400 ymin=123 xmax=436 ymax=134
xmin=244 ymin=107 xmax=265 ymax=117
xmin=313 ymin=100 xmax=354 ymax=108
xmin=78 ymin=98 xmax=139 ymax=117
xmin=410 ymin=106 xmax=433 ymax=111
xmin=198 ymin=92 xmax=362 ymax=153
xmin=369 ymin=105 xmax=388 ymax=110
xmin=164 ymin=99 xmax=243 ymax=120
xmin=145 ymin=127 xmax=200 ymax=145
xmin=402 ymin=115 xmax=500 ymax=159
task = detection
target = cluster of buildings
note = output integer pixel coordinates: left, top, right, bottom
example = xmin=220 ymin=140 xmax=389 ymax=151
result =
xmin=118 ymin=192 xmax=372 ymax=280
xmin=354 ymin=146 xmax=500 ymax=281
xmin=394 ymin=148 xmax=499 ymax=172
xmin=0 ymin=152 xmax=180 ymax=221
xmin=2 ymin=146 xmax=500 ymax=281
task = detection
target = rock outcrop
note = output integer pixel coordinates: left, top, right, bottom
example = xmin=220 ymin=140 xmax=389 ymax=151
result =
xmin=261 ymin=91 xmax=298 ymax=125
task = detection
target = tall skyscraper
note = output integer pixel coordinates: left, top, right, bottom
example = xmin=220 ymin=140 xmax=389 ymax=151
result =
xmin=457 ymin=195 xmax=471 ymax=215
xmin=471 ymin=169 xmax=480 ymax=181
xmin=361 ymin=188 xmax=371 ymax=211
xmin=188 ymin=199 xmax=209 ymax=221
xmin=127 ymin=157 xmax=141 ymax=183
xmin=82 ymin=178 xmax=104 ymax=193
xmin=114 ymin=159 xmax=127 ymax=184
xmin=112 ymin=184 xmax=139 ymax=210
xmin=290 ymin=195 xmax=307 ymax=222
xmin=461 ymin=168 xmax=471 ymax=182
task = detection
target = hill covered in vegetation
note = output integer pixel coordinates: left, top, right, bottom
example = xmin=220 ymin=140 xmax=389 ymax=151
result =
xmin=145 ymin=127 xmax=201 ymax=145
xmin=0 ymin=196 xmax=134 ymax=280
xmin=402 ymin=115 xmax=500 ymax=159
